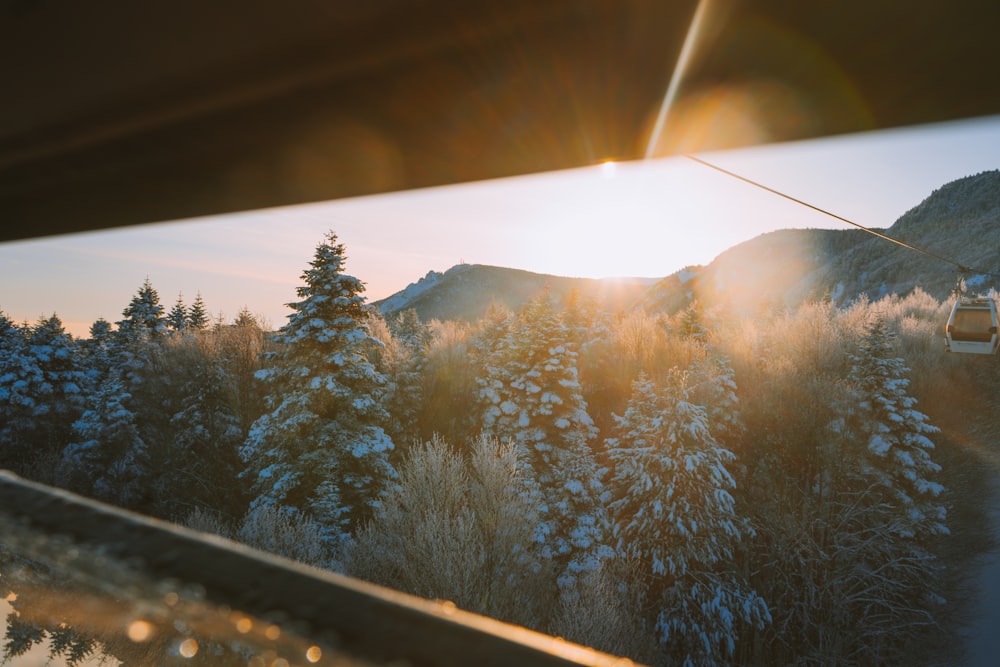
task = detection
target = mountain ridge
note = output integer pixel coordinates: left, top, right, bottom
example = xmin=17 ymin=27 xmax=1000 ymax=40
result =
xmin=376 ymin=170 xmax=1000 ymax=322
xmin=375 ymin=263 xmax=658 ymax=322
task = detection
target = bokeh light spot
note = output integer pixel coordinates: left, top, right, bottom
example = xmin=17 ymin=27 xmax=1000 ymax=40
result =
xmin=127 ymin=620 xmax=152 ymax=642
xmin=178 ymin=638 xmax=199 ymax=658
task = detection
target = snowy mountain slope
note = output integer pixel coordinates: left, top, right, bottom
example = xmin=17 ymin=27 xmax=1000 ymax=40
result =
xmin=376 ymin=268 xmax=447 ymax=314
xmin=374 ymin=263 xmax=657 ymax=322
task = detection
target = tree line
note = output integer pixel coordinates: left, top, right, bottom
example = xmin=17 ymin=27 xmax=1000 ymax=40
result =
xmin=3 ymin=231 xmax=987 ymax=666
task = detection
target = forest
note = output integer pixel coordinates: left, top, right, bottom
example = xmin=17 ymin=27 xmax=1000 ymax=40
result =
xmin=1 ymin=230 xmax=995 ymax=666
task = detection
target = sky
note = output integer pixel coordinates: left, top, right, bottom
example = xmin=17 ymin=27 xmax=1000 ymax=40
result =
xmin=1 ymin=114 xmax=999 ymax=338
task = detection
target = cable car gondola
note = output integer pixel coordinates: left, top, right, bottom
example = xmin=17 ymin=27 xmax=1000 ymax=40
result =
xmin=945 ymin=297 xmax=1000 ymax=354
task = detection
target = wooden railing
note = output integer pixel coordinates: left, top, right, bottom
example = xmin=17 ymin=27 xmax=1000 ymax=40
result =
xmin=0 ymin=470 xmax=636 ymax=667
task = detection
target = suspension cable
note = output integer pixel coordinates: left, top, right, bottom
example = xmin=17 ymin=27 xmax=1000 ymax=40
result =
xmin=684 ymin=153 xmax=1000 ymax=280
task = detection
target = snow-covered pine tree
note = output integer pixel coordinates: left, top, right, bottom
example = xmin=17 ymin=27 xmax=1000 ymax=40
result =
xmin=469 ymin=302 xmax=513 ymax=380
xmin=608 ymin=371 xmax=768 ymax=666
xmin=240 ymin=231 xmax=396 ymax=542
xmin=688 ymin=352 xmax=744 ymax=445
xmin=116 ymin=278 xmax=166 ymax=342
xmin=58 ymin=374 xmax=150 ymax=508
xmin=80 ymin=318 xmax=115 ymax=381
xmin=847 ymin=317 xmax=947 ymax=541
xmin=0 ymin=312 xmax=44 ymax=474
xmin=166 ymin=293 xmax=188 ymax=332
xmin=25 ymin=315 xmax=88 ymax=468
xmin=479 ymin=292 xmax=610 ymax=588
xmin=187 ymin=293 xmax=209 ymax=331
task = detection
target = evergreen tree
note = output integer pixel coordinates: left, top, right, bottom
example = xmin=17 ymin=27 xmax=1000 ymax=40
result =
xmin=81 ymin=318 xmax=115 ymax=375
xmin=58 ymin=374 xmax=149 ymax=508
xmin=25 ymin=314 xmax=88 ymax=473
xmin=608 ymin=371 xmax=768 ymax=666
xmin=847 ymin=318 xmax=947 ymax=540
xmin=187 ymin=293 xmax=209 ymax=330
xmin=240 ymin=231 xmax=396 ymax=542
xmin=688 ymin=352 xmax=744 ymax=445
xmin=116 ymin=278 xmax=165 ymax=342
xmin=0 ymin=312 xmax=43 ymax=474
xmin=677 ymin=300 xmax=708 ymax=341
xmin=166 ymin=292 xmax=188 ymax=332
xmin=479 ymin=293 xmax=609 ymax=587
xmin=378 ymin=309 xmax=431 ymax=446
xmin=232 ymin=305 xmax=256 ymax=328
xmin=151 ymin=337 xmax=246 ymax=519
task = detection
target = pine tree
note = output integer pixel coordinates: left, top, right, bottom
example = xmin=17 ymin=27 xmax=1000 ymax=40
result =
xmin=151 ymin=337 xmax=245 ymax=519
xmin=116 ymin=278 xmax=165 ymax=341
xmin=677 ymin=300 xmax=708 ymax=341
xmin=608 ymin=371 xmax=768 ymax=666
xmin=58 ymin=374 xmax=149 ymax=507
xmin=847 ymin=317 xmax=947 ymax=540
xmin=81 ymin=318 xmax=114 ymax=372
xmin=0 ymin=312 xmax=43 ymax=474
xmin=232 ymin=305 xmax=256 ymax=328
xmin=0 ymin=313 xmax=84 ymax=479
xmin=25 ymin=314 xmax=88 ymax=472
xmin=479 ymin=292 xmax=609 ymax=587
xmin=240 ymin=231 xmax=396 ymax=542
xmin=187 ymin=293 xmax=209 ymax=331
xmin=378 ymin=308 xmax=431 ymax=446
xmin=166 ymin=292 xmax=188 ymax=332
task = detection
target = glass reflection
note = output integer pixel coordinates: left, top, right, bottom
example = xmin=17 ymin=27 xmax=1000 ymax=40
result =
xmin=0 ymin=513 xmax=369 ymax=666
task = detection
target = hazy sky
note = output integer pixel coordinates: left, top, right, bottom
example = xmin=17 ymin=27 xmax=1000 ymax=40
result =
xmin=2 ymin=115 xmax=998 ymax=338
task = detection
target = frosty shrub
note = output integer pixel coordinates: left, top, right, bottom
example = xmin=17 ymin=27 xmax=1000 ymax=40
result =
xmin=237 ymin=504 xmax=332 ymax=569
xmin=182 ymin=507 xmax=235 ymax=539
xmin=548 ymin=558 xmax=657 ymax=662
xmin=346 ymin=433 xmax=552 ymax=629
xmin=416 ymin=318 xmax=481 ymax=443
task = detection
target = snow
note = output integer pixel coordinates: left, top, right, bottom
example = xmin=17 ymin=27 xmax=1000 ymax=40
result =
xmin=376 ymin=269 xmax=445 ymax=313
xmin=868 ymin=434 xmax=892 ymax=456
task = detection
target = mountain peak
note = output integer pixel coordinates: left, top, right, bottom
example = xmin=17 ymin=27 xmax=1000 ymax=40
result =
xmin=375 ymin=264 xmax=655 ymax=322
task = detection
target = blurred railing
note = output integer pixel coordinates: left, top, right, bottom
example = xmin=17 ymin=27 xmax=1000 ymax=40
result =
xmin=0 ymin=470 xmax=635 ymax=667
